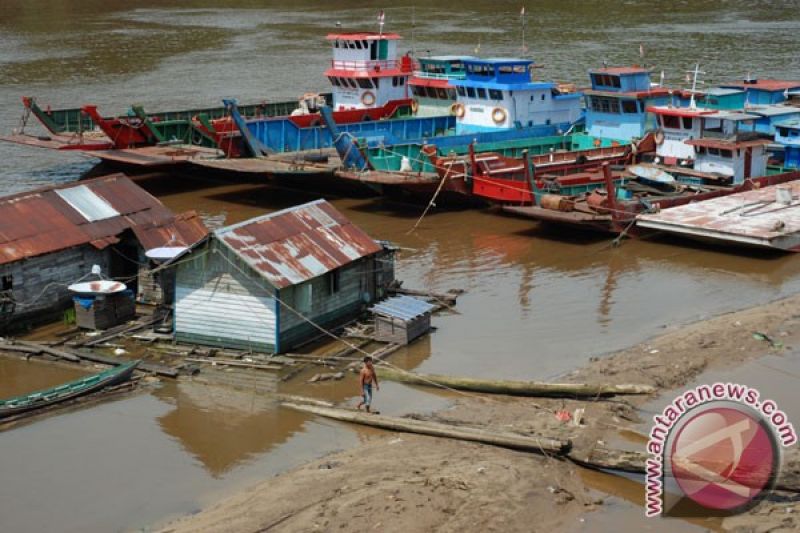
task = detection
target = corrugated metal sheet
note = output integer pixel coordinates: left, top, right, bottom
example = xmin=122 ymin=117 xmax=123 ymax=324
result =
xmin=216 ymin=199 xmax=382 ymax=288
xmin=0 ymin=173 xmax=209 ymax=265
xmin=370 ymin=295 xmax=436 ymax=321
xmin=175 ymin=286 xmax=276 ymax=349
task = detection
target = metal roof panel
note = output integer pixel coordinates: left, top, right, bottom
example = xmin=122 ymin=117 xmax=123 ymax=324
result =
xmin=370 ymin=295 xmax=436 ymax=321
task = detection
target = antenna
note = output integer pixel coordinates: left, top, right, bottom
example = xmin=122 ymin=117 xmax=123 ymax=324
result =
xmin=411 ymin=6 xmax=416 ymax=56
xmin=377 ymin=10 xmax=385 ymax=38
xmin=520 ymin=6 xmax=527 ymax=53
xmin=686 ymin=64 xmax=706 ymax=109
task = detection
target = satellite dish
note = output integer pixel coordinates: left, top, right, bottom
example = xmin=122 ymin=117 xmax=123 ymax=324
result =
xmin=68 ymin=280 xmax=127 ymax=294
xmin=145 ymin=246 xmax=188 ymax=262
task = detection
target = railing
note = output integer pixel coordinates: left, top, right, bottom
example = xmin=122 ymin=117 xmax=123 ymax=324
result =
xmin=412 ymin=70 xmax=466 ymax=80
xmin=331 ymin=59 xmax=405 ymax=71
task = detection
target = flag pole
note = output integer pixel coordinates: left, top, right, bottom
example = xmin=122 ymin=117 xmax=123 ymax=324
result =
xmin=520 ymin=7 xmax=527 ymax=53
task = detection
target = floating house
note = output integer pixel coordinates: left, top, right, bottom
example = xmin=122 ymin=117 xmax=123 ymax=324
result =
xmin=719 ymin=78 xmax=800 ymax=105
xmin=775 ymin=120 xmax=800 ymax=169
xmin=0 ymin=174 xmax=208 ymax=331
xmin=174 ymin=200 xmax=395 ymax=353
xmin=408 ymin=56 xmax=473 ymax=116
xmin=325 ymin=32 xmax=413 ymax=111
xmin=450 ymin=58 xmax=582 ymax=134
xmin=583 ymin=66 xmax=670 ymax=140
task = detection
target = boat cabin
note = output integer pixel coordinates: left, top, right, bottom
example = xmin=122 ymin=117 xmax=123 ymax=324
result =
xmin=686 ymin=137 xmax=770 ymax=183
xmin=325 ymin=32 xmax=413 ymax=111
xmin=743 ymin=105 xmax=800 ymax=136
xmin=409 ymin=56 xmax=472 ymax=117
xmin=775 ymin=120 xmax=800 ymax=169
xmin=449 ymin=58 xmax=583 ymax=134
xmin=583 ymin=66 xmax=670 ymax=140
xmin=648 ymin=106 xmax=759 ymax=164
xmin=673 ymin=87 xmax=747 ymax=110
xmin=720 ymin=78 xmax=800 ymax=105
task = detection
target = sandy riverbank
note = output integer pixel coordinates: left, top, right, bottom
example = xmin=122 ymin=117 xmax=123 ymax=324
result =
xmin=159 ymin=294 xmax=800 ymax=533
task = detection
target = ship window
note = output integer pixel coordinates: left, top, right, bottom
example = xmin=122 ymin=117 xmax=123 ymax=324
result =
xmin=411 ymin=86 xmax=421 ymax=97
xmin=610 ymin=76 xmax=621 ymax=88
xmin=362 ymin=40 xmax=368 ymax=49
xmin=372 ymin=77 xmax=380 ymax=89
xmin=437 ymin=88 xmax=448 ymax=99
xmin=392 ymin=76 xmax=397 ymax=87
xmin=447 ymin=88 xmax=457 ymax=99
xmin=695 ymin=146 xmax=706 ymax=155
xmin=489 ymin=89 xmax=502 ymax=100
xmin=328 ymin=76 xmax=339 ymax=86
xmin=622 ymin=100 xmax=638 ymax=113
xmin=355 ymin=41 xmax=362 ymax=49
xmin=348 ymin=78 xmax=358 ymax=88
xmin=609 ymin=99 xmax=620 ymax=113
xmin=513 ymin=65 xmax=526 ymax=74
xmin=357 ymin=78 xmax=373 ymax=89
xmin=425 ymin=87 xmax=437 ymax=98
xmin=778 ymin=127 xmax=788 ymax=136
xmin=720 ymin=149 xmax=733 ymax=158
xmin=662 ymin=115 xmax=680 ymax=129
xmin=450 ymin=61 xmax=463 ymax=71
xmin=499 ymin=66 xmax=513 ymax=74
xmin=399 ymin=77 xmax=405 ymax=85
xmin=477 ymin=88 xmax=487 ymax=99
xmin=541 ymin=93 xmax=546 ymax=101
xmin=682 ymin=117 xmax=693 ymax=129
xmin=599 ymin=99 xmax=611 ymax=113
xmin=457 ymin=86 xmax=466 ymax=97
xmin=466 ymin=87 xmax=476 ymax=98
xmin=708 ymin=147 xmax=720 ymax=156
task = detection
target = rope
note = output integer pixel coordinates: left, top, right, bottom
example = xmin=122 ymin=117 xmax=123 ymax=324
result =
xmin=407 ymin=159 xmax=454 ymax=234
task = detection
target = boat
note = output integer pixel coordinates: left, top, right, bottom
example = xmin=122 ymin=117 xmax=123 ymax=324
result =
xmin=408 ymin=56 xmax=473 ymax=116
xmin=0 ymin=360 xmax=140 ymax=419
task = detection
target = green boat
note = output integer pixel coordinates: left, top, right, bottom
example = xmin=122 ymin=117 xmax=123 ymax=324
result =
xmin=0 ymin=360 xmax=139 ymax=419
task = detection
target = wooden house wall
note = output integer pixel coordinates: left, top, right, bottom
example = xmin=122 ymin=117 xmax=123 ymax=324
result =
xmin=174 ymin=243 xmax=277 ymax=352
xmin=0 ymin=245 xmax=109 ymax=331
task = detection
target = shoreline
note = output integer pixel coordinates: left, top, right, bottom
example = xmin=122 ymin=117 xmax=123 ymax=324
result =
xmin=158 ymin=293 xmax=800 ymax=533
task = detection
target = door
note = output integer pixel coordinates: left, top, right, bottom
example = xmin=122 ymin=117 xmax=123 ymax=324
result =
xmin=378 ymin=40 xmax=389 ymax=60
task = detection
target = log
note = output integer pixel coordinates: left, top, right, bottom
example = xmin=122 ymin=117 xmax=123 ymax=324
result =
xmin=375 ymin=367 xmax=656 ymax=397
xmin=389 ymin=286 xmax=458 ymax=305
xmin=7 ymin=341 xmax=80 ymax=362
xmin=282 ymin=402 xmax=570 ymax=455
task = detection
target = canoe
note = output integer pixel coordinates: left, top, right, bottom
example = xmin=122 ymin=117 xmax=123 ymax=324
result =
xmin=0 ymin=360 xmax=139 ymax=419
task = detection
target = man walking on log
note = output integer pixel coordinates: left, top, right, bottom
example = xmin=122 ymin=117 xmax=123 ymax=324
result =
xmin=356 ymin=356 xmax=379 ymax=413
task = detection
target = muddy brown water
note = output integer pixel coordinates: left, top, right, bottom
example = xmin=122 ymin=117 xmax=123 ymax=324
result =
xmin=1 ymin=1 xmax=799 ymax=531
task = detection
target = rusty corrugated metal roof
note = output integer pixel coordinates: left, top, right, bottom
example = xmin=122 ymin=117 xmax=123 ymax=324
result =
xmin=0 ymin=174 xmax=209 ymax=265
xmin=216 ymin=199 xmax=382 ymax=289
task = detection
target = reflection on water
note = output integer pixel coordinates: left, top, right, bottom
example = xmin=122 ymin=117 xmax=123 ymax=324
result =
xmin=0 ymin=1 xmax=799 ymax=530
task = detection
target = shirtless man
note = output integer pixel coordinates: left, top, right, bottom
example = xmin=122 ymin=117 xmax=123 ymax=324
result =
xmin=356 ymin=356 xmax=379 ymax=413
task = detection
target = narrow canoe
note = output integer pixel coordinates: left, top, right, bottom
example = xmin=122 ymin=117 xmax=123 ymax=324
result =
xmin=0 ymin=360 xmax=139 ymax=419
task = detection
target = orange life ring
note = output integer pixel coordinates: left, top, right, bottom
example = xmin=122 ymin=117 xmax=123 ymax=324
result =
xmin=593 ymin=138 xmax=602 ymax=147
xmin=452 ymin=103 xmax=465 ymax=119
xmin=361 ymin=91 xmax=376 ymax=106
xmin=654 ymin=129 xmax=665 ymax=145
xmin=410 ymin=99 xmax=419 ymax=113
xmin=491 ymin=107 xmax=507 ymax=124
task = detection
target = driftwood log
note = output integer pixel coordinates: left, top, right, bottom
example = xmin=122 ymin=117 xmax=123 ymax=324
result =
xmin=282 ymin=402 xmax=570 ymax=455
xmin=375 ymin=367 xmax=656 ymax=397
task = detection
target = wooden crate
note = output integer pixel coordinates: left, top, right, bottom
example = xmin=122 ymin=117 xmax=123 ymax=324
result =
xmin=373 ymin=313 xmax=431 ymax=345
xmin=74 ymin=292 xmax=136 ymax=330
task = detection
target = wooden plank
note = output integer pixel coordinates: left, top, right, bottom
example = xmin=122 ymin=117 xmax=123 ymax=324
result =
xmin=185 ymin=357 xmax=282 ymax=371
xmin=283 ymin=402 xmax=570 ymax=455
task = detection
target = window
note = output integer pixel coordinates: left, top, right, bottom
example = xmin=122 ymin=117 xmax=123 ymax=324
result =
xmin=392 ymin=76 xmax=398 ymax=87
xmin=328 ymin=76 xmax=340 ymax=86
xmin=708 ymin=147 xmax=720 ymax=156
xmin=477 ymin=88 xmax=487 ymax=99
xmin=622 ymin=100 xmax=638 ymax=113
xmin=682 ymin=117 xmax=693 ymax=129
xmin=328 ymin=270 xmax=341 ymax=294
xmin=662 ymin=115 xmax=680 ymax=129
xmin=357 ymin=78 xmax=373 ymax=89
xmin=437 ymin=88 xmax=448 ymax=99
xmin=489 ymin=89 xmax=502 ymax=100
xmin=399 ymin=77 xmax=405 ymax=85
xmin=447 ymin=88 xmax=457 ymax=100
xmin=720 ymin=149 xmax=733 ymax=158
xmin=355 ymin=41 xmax=362 ymax=49
xmin=372 ymin=78 xmax=380 ymax=89
xmin=513 ymin=65 xmax=526 ymax=74
xmin=411 ymin=86 xmax=423 ymax=97
xmin=541 ymin=93 xmax=546 ymax=101
xmin=1 ymin=275 xmax=11 ymax=291
xmin=609 ymin=99 xmax=620 ymax=113
xmin=457 ymin=86 xmax=466 ymax=97
xmin=425 ymin=86 xmax=437 ymax=98
xmin=347 ymin=78 xmax=357 ymax=88
xmin=296 ymin=283 xmax=312 ymax=313
xmin=610 ymin=76 xmax=621 ymax=88
xmin=778 ymin=127 xmax=788 ymax=137
xmin=466 ymin=87 xmax=476 ymax=98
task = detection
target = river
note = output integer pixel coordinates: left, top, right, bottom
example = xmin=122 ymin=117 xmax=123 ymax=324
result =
xmin=0 ymin=1 xmax=799 ymax=531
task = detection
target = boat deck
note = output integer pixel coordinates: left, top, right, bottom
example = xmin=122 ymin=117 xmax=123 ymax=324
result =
xmin=336 ymin=169 xmax=439 ymax=185
xmin=191 ymin=149 xmax=340 ymax=177
xmin=636 ymin=180 xmax=800 ymax=251
xmin=0 ymin=132 xmax=112 ymax=151
xmin=91 ymin=145 xmax=222 ymax=167
xmin=503 ymin=204 xmax=614 ymax=231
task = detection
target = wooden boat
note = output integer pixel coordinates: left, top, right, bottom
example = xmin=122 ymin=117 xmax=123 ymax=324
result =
xmin=504 ymin=165 xmax=800 ymax=234
xmin=0 ymin=360 xmax=139 ymax=419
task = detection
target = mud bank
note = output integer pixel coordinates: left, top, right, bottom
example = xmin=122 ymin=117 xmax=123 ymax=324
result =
xmin=161 ymin=294 xmax=800 ymax=533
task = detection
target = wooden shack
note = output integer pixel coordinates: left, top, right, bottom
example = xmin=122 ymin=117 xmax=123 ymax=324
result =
xmin=370 ymin=295 xmax=435 ymax=345
xmin=0 ymin=174 xmax=208 ymax=332
xmin=174 ymin=199 xmax=396 ymax=353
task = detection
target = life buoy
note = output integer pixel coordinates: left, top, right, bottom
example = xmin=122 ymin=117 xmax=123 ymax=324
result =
xmin=452 ymin=103 xmax=465 ymax=119
xmin=361 ymin=91 xmax=376 ymax=106
xmin=410 ymin=99 xmax=419 ymax=114
xmin=593 ymin=138 xmax=602 ymax=147
xmin=654 ymin=129 xmax=665 ymax=145
xmin=492 ymin=107 xmax=507 ymax=124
